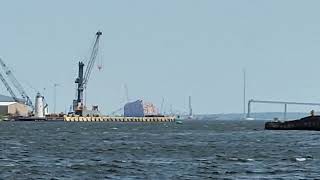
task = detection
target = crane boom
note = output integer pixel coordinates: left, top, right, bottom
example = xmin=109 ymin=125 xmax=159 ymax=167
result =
xmin=0 ymin=71 xmax=19 ymax=102
xmin=83 ymin=31 xmax=102 ymax=87
xmin=0 ymin=58 xmax=34 ymax=108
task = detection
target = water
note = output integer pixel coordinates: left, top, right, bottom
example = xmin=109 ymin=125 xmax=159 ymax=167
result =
xmin=0 ymin=120 xmax=319 ymax=179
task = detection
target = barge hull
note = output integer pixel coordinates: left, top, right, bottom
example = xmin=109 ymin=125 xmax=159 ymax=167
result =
xmin=265 ymin=116 xmax=320 ymax=130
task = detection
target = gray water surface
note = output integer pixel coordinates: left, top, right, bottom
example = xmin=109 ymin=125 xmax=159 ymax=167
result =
xmin=0 ymin=120 xmax=319 ymax=179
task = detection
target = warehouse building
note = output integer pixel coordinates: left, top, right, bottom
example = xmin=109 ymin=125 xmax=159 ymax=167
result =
xmin=0 ymin=94 xmax=28 ymax=117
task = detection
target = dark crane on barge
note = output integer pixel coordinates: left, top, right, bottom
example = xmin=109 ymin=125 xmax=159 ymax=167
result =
xmin=73 ymin=31 xmax=102 ymax=116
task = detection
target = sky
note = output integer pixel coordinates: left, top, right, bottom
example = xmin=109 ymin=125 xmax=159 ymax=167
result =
xmin=1 ymin=0 xmax=320 ymax=114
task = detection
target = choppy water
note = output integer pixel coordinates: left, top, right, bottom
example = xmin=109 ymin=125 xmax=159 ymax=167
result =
xmin=0 ymin=120 xmax=320 ymax=179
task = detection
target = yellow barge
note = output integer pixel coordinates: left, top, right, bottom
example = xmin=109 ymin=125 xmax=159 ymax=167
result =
xmin=63 ymin=115 xmax=176 ymax=122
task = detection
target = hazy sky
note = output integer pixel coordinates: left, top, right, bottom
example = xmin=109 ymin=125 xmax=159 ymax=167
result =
xmin=1 ymin=0 xmax=320 ymax=114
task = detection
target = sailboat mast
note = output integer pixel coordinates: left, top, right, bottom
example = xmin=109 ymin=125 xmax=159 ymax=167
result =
xmin=189 ymin=96 xmax=193 ymax=118
xmin=243 ymin=69 xmax=247 ymax=118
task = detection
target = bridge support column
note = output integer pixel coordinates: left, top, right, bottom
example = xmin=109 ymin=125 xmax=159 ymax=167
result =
xmin=284 ymin=104 xmax=287 ymax=121
xmin=247 ymin=100 xmax=251 ymax=118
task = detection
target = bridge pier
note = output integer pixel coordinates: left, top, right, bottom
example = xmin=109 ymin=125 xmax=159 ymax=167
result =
xmin=284 ymin=104 xmax=287 ymax=120
xmin=247 ymin=100 xmax=252 ymax=118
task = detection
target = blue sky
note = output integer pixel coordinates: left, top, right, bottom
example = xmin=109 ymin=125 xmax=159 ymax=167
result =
xmin=1 ymin=0 xmax=320 ymax=114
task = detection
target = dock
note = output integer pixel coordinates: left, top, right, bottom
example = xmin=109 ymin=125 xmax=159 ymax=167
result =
xmin=63 ymin=116 xmax=176 ymax=122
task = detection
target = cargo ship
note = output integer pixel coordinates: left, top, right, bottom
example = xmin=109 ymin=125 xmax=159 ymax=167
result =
xmin=265 ymin=115 xmax=320 ymax=130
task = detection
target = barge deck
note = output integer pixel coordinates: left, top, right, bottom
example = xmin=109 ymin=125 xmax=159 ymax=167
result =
xmin=63 ymin=116 xmax=176 ymax=122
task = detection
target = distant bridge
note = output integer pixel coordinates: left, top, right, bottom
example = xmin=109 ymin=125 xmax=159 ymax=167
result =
xmin=247 ymin=99 xmax=320 ymax=120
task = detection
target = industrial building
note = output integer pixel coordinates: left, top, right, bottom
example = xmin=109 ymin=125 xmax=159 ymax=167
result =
xmin=0 ymin=94 xmax=28 ymax=117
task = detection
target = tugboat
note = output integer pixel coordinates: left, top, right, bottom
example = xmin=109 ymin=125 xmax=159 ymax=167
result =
xmin=265 ymin=110 xmax=320 ymax=130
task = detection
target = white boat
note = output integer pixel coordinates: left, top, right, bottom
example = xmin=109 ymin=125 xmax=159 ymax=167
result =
xmin=242 ymin=117 xmax=255 ymax=121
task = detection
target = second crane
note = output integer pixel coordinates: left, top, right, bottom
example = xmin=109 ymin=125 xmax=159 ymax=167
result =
xmin=73 ymin=31 xmax=102 ymax=116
